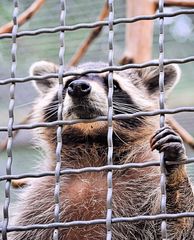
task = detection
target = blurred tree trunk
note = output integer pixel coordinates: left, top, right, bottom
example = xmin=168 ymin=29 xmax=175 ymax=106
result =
xmin=120 ymin=0 xmax=156 ymax=64
xmin=153 ymin=0 xmax=194 ymax=7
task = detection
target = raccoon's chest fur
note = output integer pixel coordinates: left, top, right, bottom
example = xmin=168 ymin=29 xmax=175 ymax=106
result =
xmin=11 ymin=142 xmax=160 ymax=240
xmin=50 ymin=143 xmax=160 ymax=237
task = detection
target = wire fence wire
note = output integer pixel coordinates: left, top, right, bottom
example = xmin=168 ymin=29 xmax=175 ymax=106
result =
xmin=158 ymin=0 xmax=167 ymax=238
xmin=0 ymin=0 xmax=194 ymax=240
xmin=2 ymin=1 xmax=18 ymax=239
xmin=106 ymin=1 xmax=114 ymax=239
xmin=52 ymin=0 xmax=66 ymax=239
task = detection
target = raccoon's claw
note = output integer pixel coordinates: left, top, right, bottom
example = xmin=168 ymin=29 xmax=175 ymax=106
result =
xmin=150 ymin=126 xmax=186 ymax=164
xmin=150 ymin=127 xmax=182 ymax=152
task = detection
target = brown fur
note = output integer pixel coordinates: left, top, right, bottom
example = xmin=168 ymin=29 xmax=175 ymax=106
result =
xmin=9 ymin=62 xmax=194 ymax=240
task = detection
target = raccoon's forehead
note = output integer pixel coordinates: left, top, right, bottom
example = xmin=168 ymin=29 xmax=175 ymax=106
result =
xmin=75 ymin=62 xmax=140 ymax=79
xmin=62 ymin=73 xmax=137 ymax=93
xmin=67 ymin=62 xmax=137 ymax=78
xmin=64 ymin=62 xmax=139 ymax=86
xmin=75 ymin=62 xmax=108 ymax=71
xmin=62 ymin=69 xmax=146 ymax=106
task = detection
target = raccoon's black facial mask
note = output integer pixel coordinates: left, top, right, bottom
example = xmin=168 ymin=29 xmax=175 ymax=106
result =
xmin=63 ymin=74 xmax=143 ymax=127
xmin=30 ymin=61 xmax=180 ymax=128
xmin=102 ymin=74 xmax=144 ymax=128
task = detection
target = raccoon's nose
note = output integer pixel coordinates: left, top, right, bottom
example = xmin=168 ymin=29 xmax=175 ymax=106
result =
xmin=68 ymin=80 xmax=91 ymax=97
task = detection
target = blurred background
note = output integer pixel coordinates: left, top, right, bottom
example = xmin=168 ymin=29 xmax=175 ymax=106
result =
xmin=0 ymin=0 xmax=194 ymax=220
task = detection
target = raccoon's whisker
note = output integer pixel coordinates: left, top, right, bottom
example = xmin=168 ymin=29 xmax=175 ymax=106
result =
xmin=114 ymin=103 xmax=139 ymax=109
xmin=43 ymin=109 xmax=58 ymax=117
xmin=113 ymin=130 xmax=128 ymax=145
xmin=15 ymin=100 xmax=36 ymax=109
xmin=42 ymin=105 xmax=59 ymax=111
xmin=113 ymin=100 xmax=139 ymax=106
xmin=31 ymin=106 xmax=59 ymax=119
xmin=36 ymin=103 xmax=59 ymax=112
xmin=28 ymin=105 xmax=59 ymax=119
xmin=113 ymin=101 xmax=141 ymax=111
xmin=42 ymin=102 xmax=59 ymax=106
xmin=43 ymin=106 xmax=59 ymax=114
xmin=26 ymin=99 xmax=59 ymax=111
xmin=113 ymin=107 xmax=132 ymax=114
xmin=44 ymin=110 xmax=58 ymax=121
xmin=113 ymin=105 xmax=143 ymax=116
xmin=113 ymin=105 xmax=139 ymax=114
xmin=114 ymin=105 xmax=139 ymax=113
xmin=113 ymin=105 xmax=146 ymax=124
xmin=113 ymin=108 xmax=136 ymax=116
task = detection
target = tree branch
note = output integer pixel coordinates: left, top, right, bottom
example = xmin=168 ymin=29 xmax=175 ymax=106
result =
xmin=0 ymin=0 xmax=45 ymax=34
xmin=0 ymin=113 xmax=32 ymax=152
xmin=119 ymin=0 xmax=156 ymax=65
xmin=68 ymin=1 xmax=109 ymax=66
xmin=152 ymin=0 xmax=194 ymax=7
xmin=167 ymin=116 xmax=194 ymax=149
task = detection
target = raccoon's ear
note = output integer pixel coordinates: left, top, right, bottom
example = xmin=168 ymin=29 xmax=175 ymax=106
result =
xmin=140 ymin=64 xmax=181 ymax=97
xmin=30 ymin=61 xmax=59 ymax=94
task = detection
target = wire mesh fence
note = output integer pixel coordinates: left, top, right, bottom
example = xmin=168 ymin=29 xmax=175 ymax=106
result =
xmin=0 ymin=0 xmax=194 ymax=239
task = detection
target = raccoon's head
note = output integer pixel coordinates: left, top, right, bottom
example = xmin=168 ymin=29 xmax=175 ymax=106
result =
xmin=31 ymin=61 xmax=180 ymax=141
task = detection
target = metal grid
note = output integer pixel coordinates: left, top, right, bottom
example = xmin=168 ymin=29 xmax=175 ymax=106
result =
xmin=0 ymin=0 xmax=194 ymax=240
xmin=53 ymin=1 xmax=66 ymax=239
xmin=158 ymin=1 xmax=167 ymax=238
xmin=2 ymin=1 xmax=18 ymax=239
xmin=106 ymin=1 xmax=114 ymax=239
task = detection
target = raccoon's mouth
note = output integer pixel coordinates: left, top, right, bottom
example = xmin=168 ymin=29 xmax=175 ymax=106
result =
xmin=67 ymin=103 xmax=104 ymax=119
xmin=64 ymin=79 xmax=107 ymax=120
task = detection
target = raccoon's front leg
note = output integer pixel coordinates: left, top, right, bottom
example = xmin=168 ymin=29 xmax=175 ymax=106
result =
xmin=151 ymin=126 xmax=194 ymax=238
xmin=151 ymin=126 xmax=186 ymax=172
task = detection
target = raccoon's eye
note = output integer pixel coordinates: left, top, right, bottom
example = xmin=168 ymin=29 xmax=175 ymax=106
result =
xmin=65 ymin=78 xmax=76 ymax=88
xmin=113 ymin=81 xmax=120 ymax=91
xmin=103 ymin=76 xmax=121 ymax=92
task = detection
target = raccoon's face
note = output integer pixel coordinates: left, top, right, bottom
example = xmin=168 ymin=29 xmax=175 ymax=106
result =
xmin=31 ymin=61 xmax=180 ymax=136
xmin=62 ymin=73 xmax=108 ymax=120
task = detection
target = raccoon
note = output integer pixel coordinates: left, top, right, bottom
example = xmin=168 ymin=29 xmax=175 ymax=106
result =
xmin=9 ymin=61 xmax=194 ymax=240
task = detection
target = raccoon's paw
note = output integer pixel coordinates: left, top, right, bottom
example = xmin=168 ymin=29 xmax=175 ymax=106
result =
xmin=150 ymin=127 xmax=186 ymax=170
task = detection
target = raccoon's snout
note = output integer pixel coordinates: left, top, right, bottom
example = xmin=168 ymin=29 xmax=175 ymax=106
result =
xmin=68 ymin=80 xmax=91 ymax=98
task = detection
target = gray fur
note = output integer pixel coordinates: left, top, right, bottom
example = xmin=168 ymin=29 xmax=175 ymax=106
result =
xmin=9 ymin=61 xmax=194 ymax=240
